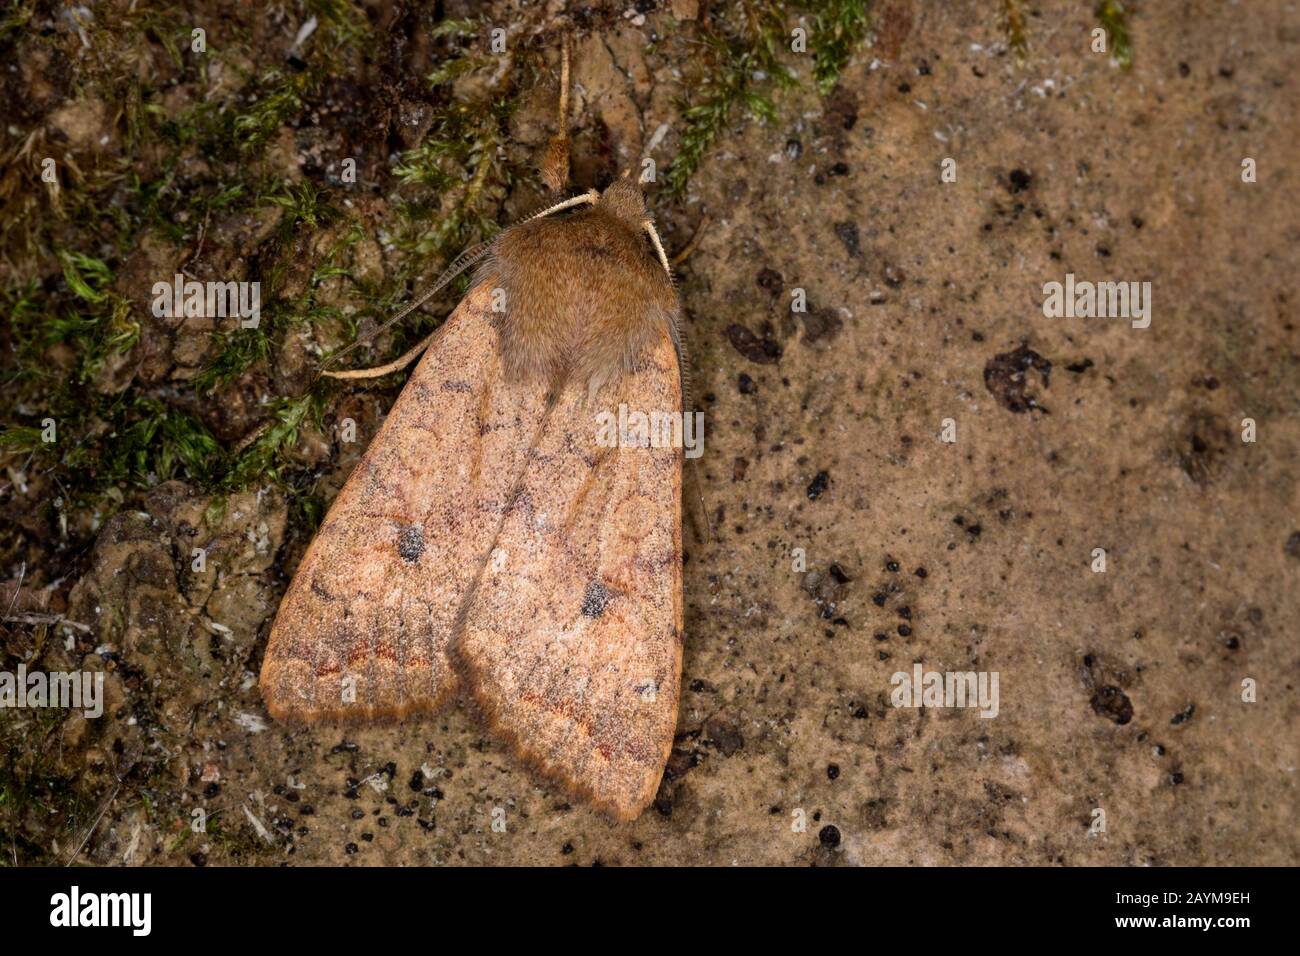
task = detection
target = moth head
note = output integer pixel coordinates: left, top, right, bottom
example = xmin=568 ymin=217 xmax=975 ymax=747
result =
xmin=598 ymin=172 xmax=647 ymax=228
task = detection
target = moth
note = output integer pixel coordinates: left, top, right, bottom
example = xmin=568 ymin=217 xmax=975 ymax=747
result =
xmin=259 ymin=41 xmax=689 ymax=821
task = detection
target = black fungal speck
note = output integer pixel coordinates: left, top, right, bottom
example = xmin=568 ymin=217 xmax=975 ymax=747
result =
xmin=1285 ymin=531 xmax=1300 ymax=559
xmin=819 ymin=825 xmax=841 ymax=847
xmin=984 ymin=343 xmax=1052 ymax=414
xmin=756 ymin=267 xmax=784 ymax=296
xmin=726 ymin=323 xmax=782 ymax=364
xmin=834 ymin=221 xmax=861 ymax=257
xmin=1090 ymin=686 xmax=1134 ymax=725
xmin=807 ymin=471 xmax=830 ymax=500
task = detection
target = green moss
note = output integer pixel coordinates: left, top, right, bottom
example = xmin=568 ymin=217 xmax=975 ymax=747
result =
xmin=811 ymin=0 xmax=872 ymax=95
xmin=388 ymin=37 xmax=517 ymax=269
xmin=1003 ymin=0 xmax=1029 ymax=66
xmin=1096 ymin=0 xmax=1133 ymax=69
xmin=102 ymin=397 xmax=225 ymax=486
xmin=0 ymin=2 xmax=35 ymax=43
xmin=192 ymin=326 xmax=273 ymax=394
xmin=233 ymin=69 xmax=315 ymax=154
xmin=665 ymin=1 xmax=869 ymax=199
xmin=220 ymin=388 xmax=327 ymax=490
xmin=0 ymin=694 xmax=96 ymax=865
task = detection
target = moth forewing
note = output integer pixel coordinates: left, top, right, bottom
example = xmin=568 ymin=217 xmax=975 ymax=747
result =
xmin=259 ymin=284 xmax=549 ymax=722
xmin=454 ymin=322 xmax=684 ymax=820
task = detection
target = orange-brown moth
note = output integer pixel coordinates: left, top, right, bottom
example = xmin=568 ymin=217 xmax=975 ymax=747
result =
xmin=259 ymin=40 xmax=687 ymax=821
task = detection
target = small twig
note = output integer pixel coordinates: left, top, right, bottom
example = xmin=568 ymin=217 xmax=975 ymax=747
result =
xmin=688 ymin=458 xmax=713 ymax=544
xmin=65 ymin=739 xmax=142 ymax=866
xmin=181 ymin=207 xmax=212 ymax=275
xmin=232 ymin=420 xmax=271 ymax=456
xmin=671 ymin=213 xmax=711 ymax=267
xmin=2 ymin=612 xmax=92 ymax=633
xmin=3 ymin=561 xmax=25 ymax=618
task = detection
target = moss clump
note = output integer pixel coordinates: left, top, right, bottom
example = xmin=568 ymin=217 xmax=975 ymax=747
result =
xmin=665 ymin=1 xmax=871 ymax=199
xmin=1002 ymin=0 xmax=1029 ymax=66
xmin=1096 ymin=0 xmax=1133 ymax=69
xmin=811 ymin=0 xmax=872 ymax=95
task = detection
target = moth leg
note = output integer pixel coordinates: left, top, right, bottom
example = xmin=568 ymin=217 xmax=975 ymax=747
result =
xmin=540 ymin=35 xmax=571 ymax=192
xmin=322 ymin=328 xmax=439 ymax=380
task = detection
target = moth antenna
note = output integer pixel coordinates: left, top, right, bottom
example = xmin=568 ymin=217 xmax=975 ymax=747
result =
xmin=524 ymin=189 xmax=599 ymax=223
xmin=642 ymin=220 xmax=673 ymax=278
xmin=320 ymin=240 xmax=493 ymax=376
xmin=558 ymin=34 xmax=570 ymax=126
xmin=324 ymin=191 xmax=599 ymax=381
xmin=322 ymin=328 xmax=441 ymax=380
xmin=667 ymin=309 xmax=691 ymax=413
xmin=667 ymin=313 xmax=707 ymax=543
xmin=541 ymin=35 xmax=571 ymax=192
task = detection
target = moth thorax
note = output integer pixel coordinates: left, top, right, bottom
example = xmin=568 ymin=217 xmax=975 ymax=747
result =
xmin=599 ymin=178 xmax=647 ymax=228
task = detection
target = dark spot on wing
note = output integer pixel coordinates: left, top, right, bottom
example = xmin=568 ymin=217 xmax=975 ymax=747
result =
xmin=581 ymin=579 xmax=611 ymax=618
xmin=396 ymin=524 xmax=424 ymax=564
